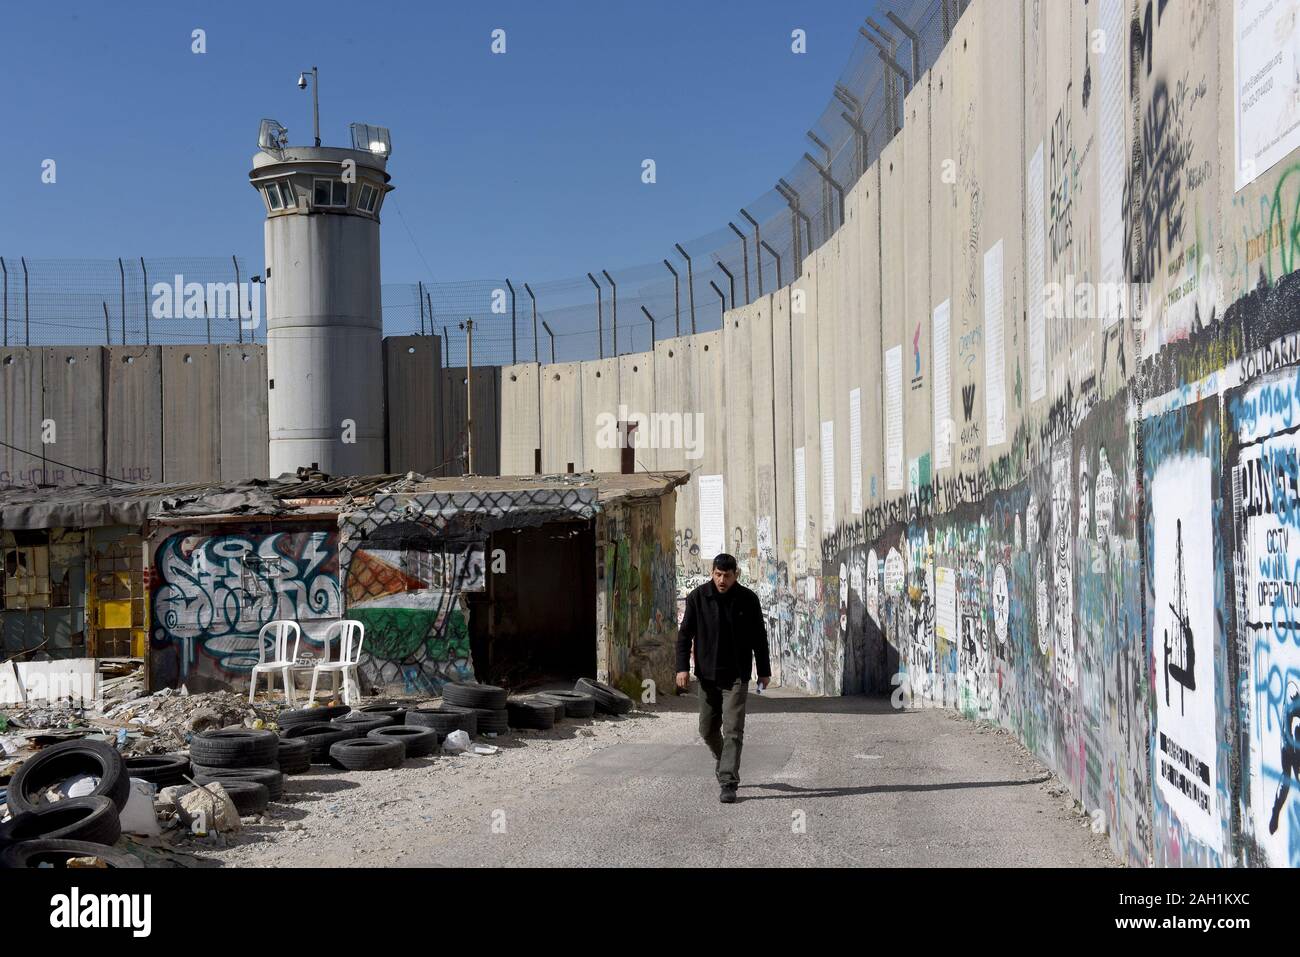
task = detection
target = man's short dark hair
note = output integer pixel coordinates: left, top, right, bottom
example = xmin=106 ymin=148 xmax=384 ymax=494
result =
xmin=712 ymin=553 xmax=738 ymax=572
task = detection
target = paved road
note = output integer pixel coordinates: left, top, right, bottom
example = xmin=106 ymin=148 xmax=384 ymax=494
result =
xmin=408 ymin=687 xmax=1115 ymax=867
xmin=209 ymin=685 xmax=1117 ymax=868
xmin=209 ymin=685 xmax=1117 ymax=867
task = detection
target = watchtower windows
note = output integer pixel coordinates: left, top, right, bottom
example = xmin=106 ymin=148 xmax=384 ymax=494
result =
xmin=262 ymin=180 xmax=296 ymax=212
xmin=313 ymin=178 xmax=349 ymax=208
xmin=358 ymin=182 xmax=378 ymax=214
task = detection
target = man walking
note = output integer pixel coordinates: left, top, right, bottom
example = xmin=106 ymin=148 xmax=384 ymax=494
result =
xmin=676 ymin=553 xmax=772 ymax=803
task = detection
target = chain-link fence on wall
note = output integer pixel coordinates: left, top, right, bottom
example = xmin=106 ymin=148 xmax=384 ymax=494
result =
xmin=2 ymin=0 xmax=958 ymax=367
xmin=357 ymin=0 xmax=959 ymax=367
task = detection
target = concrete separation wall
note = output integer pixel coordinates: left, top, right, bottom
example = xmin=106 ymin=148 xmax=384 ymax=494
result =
xmin=502 ymin=0 xmax=1300 ymax=867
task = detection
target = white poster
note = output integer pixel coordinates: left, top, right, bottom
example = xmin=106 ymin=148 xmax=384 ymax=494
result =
xmin=1026 ymin=144 xmax=1047 ymax=400
xmin=866 ymin=547 xmax=879 ymax=625
xmin=1151 ymin=453 xmax=1221 ymax=852
xmin=1234 ymin=373 xmax=1300 ymax=863
xmin=935 ymin=566 xmax=958 ymax=644
xmin=932 ymin=299 xmax=953 ymax=469
xmin=885 ymin=345 xmax=904 ymax=490
xmin=794 ymin=447 xmax=807 ymax=550
xmin=698 ymin=474 xmax=725 ymax=558
xmin=1235 ymin=0 xmax=1300 ymax=190
xmin=820 ymin=420 xmax=835 ymax=530
xmin=1051 ymin=443 xmax=1076 ymax=689
xmin=850 ymin=388 xmax=863 ymax=514
xmin=1099 ymin=0 xmax=1126 ymax=324
xmin=884 ymin=546 xmax=905 ymax=595
xmin=984 ymin=240 xmax=1006 ymax=446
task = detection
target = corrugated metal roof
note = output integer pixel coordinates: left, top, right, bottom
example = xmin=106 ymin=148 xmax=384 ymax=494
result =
xmin=0 ymin=471 xmax=689 ymax=530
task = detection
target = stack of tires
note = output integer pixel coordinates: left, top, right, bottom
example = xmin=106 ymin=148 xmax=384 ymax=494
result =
xmin=125 ymin=753 xmax=191 ymax=788
xmin=441 ymin=683 xmax=509 ymax=734
xmin=530 ymin=695 xmax=568 ymax=724
xmin=279 ymin=723 xmax=354 ymax=764
xmin=366 ymin=724 xmax=440 ymax=758
xmin=0 ymin=740 xmax=139 ymax=869
xmin=358 ymin=703 xmax=407 ymax=723
xmin=186 ymin=729 xmax=282 ymax=814
xmin=330 ymin=711 xmax=394 ymax=736
xmin=327 ymin=737 xmax=405 ymax=771
xmin=505 ymin=696 xmax=557 ymax=730
xmin=539 ymin=690 xmax=597 ymax=718
xmin=407 ymin=704 xmax=477 ymax=738
xmin=276 ymin=704 xmax=350 ymax=732
xmin=575 ymin=677 xmax=633 ymax=715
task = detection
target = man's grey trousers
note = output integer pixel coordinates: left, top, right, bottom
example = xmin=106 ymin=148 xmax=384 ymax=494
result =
xmin=697 ymin=676 xmax=749 ymax=787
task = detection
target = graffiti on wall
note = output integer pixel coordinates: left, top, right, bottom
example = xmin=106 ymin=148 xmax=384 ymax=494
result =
xmin=1143 ymin=395 xmax=1228 ymax=864
xmin=150 ymin=529 xmax=342 ymax=689
xmin=1230 ymin=367 xmax=1300 ymax=866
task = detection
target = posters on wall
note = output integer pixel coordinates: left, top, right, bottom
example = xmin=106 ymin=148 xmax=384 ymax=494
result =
xmin=1027 ymin=144 xmax=1048 ymax=398
xmin=1151 ymin=453 xmax=1221 ymax=853
xmin=933 ymin=299 xmax=953 ymax=469
xmin=698 ymin=474 xmax=725 ymax=558
xmin=850 ymin=388 xmax=863 ymax=514
xmin=1233 ymin=372 xmax=1300 ymax=864
xmin=935 ymin=566 xmax=957 ymax=644
xmin=866 ymin=546 xmax=879 ymax=625
xmin=821 ymin=420 xmax=836 ymax=531
xmin=984 ymin=239 xmax=1007 ymax=446
xmin=1234 ymin=0 xmax=1300 ymax=189
xmin=886 ymin=346 xmax=904 ymax=489
xmin=1051 ymin=442 xmax=1076 ymax=689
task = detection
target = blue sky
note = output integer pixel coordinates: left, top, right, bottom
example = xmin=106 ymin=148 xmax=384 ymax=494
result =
xmin=0 ymin=1 xmax=876 ymax=288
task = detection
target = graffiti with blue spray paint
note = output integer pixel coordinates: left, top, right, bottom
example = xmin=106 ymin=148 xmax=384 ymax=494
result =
xmin=149 ymin=528 xmax=342 ymax=690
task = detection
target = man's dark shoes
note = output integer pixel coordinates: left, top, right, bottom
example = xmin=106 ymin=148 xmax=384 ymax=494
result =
xmin=719 ymin=785 xmax=738 ymax=804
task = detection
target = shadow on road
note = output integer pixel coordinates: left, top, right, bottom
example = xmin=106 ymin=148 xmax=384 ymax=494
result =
xmin=647 ymin=690 xmax=906 ymax=717
xmin=734 ymin=773 xmax=1052 ymax=801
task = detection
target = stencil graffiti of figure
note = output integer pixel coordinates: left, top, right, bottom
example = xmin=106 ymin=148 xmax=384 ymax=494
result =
xmin=1269 ymin=680 xmax=1300 ymax=834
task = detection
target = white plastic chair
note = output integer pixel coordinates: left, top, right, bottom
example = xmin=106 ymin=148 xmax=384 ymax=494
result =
xmin=249 ymin=620 xmax=304 ymax=705
xmin=308 ymin=619 xmax=366 ymax=706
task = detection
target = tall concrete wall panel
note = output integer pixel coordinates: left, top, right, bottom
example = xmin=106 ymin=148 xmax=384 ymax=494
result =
xmin=0 ymin=349 xmax=43 ymax=486
xmin=748 ymin=296 xmax=780 ymax=612
xmin=218 ymin=344 xmax=269 ymax=481
xmin=929 ymin=48 xmax=957 ymax=490
xmin=162 ymin=345 xmax=220 ymax=483
xmin=618 ymin=352 xmax=655 ymax=471
xmin=770 ymin=290 xmax=796 ymax=604
xmin=384 ymin=335 xmax=442 ymax=476
xmin=441 ymin=366 xmax=500 ymax=477
xmin=856 ymin=168 xmax=885 ymax=522
xmin=903 ymin=80 xmax=933 ymax=504
xmin=104 ymin=346 xmax=162 ymax=484
xmin=580 ymin=357 xmax=621 ymax=473
xmin=499 ymin=362 xmax=541 ymax=476
xmin=722 ymin=306 xmax=755 ymax=577
xmin=41 ymin=347 xmax=103 ymax=486
xmin=541 ymin=362 xmax=583 ymax=474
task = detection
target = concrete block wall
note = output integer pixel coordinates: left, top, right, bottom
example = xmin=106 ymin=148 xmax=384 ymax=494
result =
xmin=1 ymin=343 xmax=268 ymax=486
xmin=491 ymin=0 xmax=1300 ymax=867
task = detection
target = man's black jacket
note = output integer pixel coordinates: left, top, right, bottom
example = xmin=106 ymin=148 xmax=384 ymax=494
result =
xmin=676 ymin=580 xmax=771 ymax=682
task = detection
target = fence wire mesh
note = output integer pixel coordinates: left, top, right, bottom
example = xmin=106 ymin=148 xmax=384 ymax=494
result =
xmin=2 ymin=0 xmax=955 ymax=368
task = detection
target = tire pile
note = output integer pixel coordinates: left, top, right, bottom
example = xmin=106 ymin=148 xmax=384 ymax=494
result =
xmin=0 ymin=740 xmax=138 ymax=869
xmin=0 ymin=679 xmax=637 ymax=867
